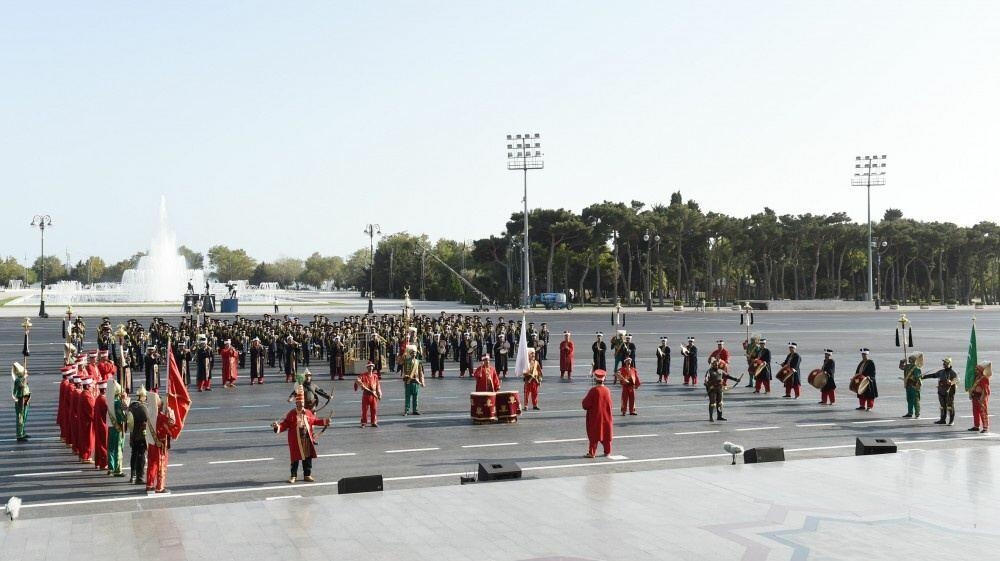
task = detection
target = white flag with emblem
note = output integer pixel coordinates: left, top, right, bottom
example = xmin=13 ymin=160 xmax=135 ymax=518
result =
xmin=514 ymin=314 xmax=529 ymax=376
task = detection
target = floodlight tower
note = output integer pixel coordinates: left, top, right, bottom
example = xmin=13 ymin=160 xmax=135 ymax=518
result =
xmin=852 ymin=154 xmax=887 ymax=304
xmin=506 ymin=133 xmax=543 ymax=307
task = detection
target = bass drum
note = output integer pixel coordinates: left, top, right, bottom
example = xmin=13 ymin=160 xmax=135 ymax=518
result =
xmin=808 ymin=369 xmax=828 ymax=389
xmin=849 ymin=374 xmax=870 ymax=395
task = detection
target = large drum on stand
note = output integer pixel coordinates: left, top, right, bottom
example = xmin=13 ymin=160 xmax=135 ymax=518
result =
xmin=470 ymin=392 xmax=497 ymax=424
xmin=495 ymin=390 xmax=521 ymax=423
xmin=808 ymin=369 xmax=828 ymax=389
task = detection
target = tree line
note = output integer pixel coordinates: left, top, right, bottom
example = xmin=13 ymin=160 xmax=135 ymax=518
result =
xmin=4 ymin=193 xmax=998 ymax=306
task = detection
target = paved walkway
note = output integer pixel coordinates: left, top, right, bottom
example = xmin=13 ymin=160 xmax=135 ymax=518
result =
xmin=2 ymin=445 xmax=997 ymax=561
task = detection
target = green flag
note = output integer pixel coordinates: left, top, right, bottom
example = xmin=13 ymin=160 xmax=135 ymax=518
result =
xmin=965 ymin=323 xmax=978 ymax=391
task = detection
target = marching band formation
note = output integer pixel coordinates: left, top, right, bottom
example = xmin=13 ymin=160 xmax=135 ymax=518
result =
xmin=9 ymin=309 xmax=993 ymax=487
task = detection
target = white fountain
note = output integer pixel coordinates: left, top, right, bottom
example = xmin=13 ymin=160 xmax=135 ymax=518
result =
xmin=120 ymin=196 xmax=205 ymax=302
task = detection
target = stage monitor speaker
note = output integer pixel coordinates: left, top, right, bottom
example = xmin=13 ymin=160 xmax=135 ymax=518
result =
xmin=337 ymin=474 xmax=383 ymax=494
xmin=855 ymin=436 xmax=897 ymax=456
xmin=743 ymin=447 xmax=785 ymax=464
xmin=221 ymin=298 xmax=239 ymax=313
xmin=478 ymin=461 xmax=522 ymax=482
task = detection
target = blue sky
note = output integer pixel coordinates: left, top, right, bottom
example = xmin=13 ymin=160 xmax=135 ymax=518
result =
xmin=2 ymin=1 xmax=998 ymax=264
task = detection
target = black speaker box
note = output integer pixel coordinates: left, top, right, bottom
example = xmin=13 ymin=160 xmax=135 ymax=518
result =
xmin=856 ymin=436 xmax=897 ymax=456
xmin=743 ymin=447 xmax=785 ymax=464
xmin=478 ymin=461 xmax=522 ymax=481
xmin=337 ymin=474 xmax=383 ymax=494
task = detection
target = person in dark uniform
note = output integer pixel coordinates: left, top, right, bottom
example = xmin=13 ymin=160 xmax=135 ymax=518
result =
xmin=753 ymin=338 xmax=772 ymax=394
xmin=682 ymin=337 xmax=699 ymax=386
xmin=249 ymin=336 xmax=266 ymax=385
xmin=128 ymin=387 xmax=148 ymax=485
xmin=818 ymin=349 xmax=837 ymax=404
xmin=195 ymin=335 xmax=214 ymax=392
xmin=174 ymin=342 xmax=192 ymax=387
xmin=143 ymin=345 xmax=161 ymax=392
xmin=922 ymin=356 xmax=958 ymax=425
xmin=781 ymin=342 xmax=802 ymax=399
xmin=592 ymin=332 xmax=607 ymax=373
xmin=430 ymin=333 xmax=447 ymax=378
xmin=283 ymin=335 xmax=300 ymax=383
xmin=855 ymin=348 xmax=878 ymax=411
xmin=656 ymin=337 xmax=671 ymax=383
xmin=538 ymin=323 xmax=550 ymax=360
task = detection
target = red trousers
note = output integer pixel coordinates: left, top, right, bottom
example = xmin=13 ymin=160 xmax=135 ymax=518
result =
xmin=361 ymin=394 xmax=378 ymax=425
xmin=146 ymin=445 xmax=167 ymax=492
xmin=684 ymin=374 xmax=698 ymax=385
xmin=858 ymin=396 xmax=875 ymax=409
xmin=198 ymin=378 xmax=212 ymax=391
xmin=755 ymin=378 xmax=771 ymax=393
xmin=588 ymin=439 xmax=611 ymax=456
xmin=621 ymin=387 xmax=636 ymax=414
xmin=784 ymin=383 xmax=801 ymax=398
xmin=524 ymin=381 xmax=539 ymax=407
xmin=973 ymin=397 xmax=989 ymax=429
xmin=821 ymin=389 xmax=836 ymax=404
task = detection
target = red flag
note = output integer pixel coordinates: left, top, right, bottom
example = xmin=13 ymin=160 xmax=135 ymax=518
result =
xmin=165 ymin=342 xmax=191 ymax=440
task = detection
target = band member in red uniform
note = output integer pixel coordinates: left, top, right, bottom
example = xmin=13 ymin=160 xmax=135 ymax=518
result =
xmin=582 ymin=369 xmax=613 ymax=458
xmin=79 ymin=378 xmax=96 ymax=464
xmin=273 ymin=385 xmax=331 ymax=483
xmin=145 ymin=390 xmax=175 ymax=493
xmin=709 ymin=340 xmax=730 ymax=368
xmin=969 ymin=361 xmax=991 ymax=433
xmin=354 ymin=362 xmax=382 ymax=427
xmin=617 ymin=356 xmax=641 ymax=415
xmin=473 ymin=355 xmax=501 ymax=392
xmin=220 ymin=339 xmax=239 ymax=389
xmin=97 ymin=351 xmax=116 ymax=383
xmin=58 ymin=366 xmax=73 ymax=444
xmin=819 ymin=349 xmax=837 ymax=404
xmin=94 ymin=382 xmax=110 ymax=472
xmin=523 ymin=348 xmax=543 ymax=410
xmin=559 ymin=332 xmax=575 ymax=380
xmin=781 ymin=342 xmax=802 ymax=399
xmin=855 ymin=348 xmax=878 ymax=411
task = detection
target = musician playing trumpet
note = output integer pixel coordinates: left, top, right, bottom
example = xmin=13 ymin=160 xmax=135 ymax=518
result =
xmin=522 ymin=348 xmax=543 ymax=410
xmin=402 ymin=345 xmax=425 ymax=415
xmin=354 ymin=362 xmax=382 ymax=428
xmin=617 ymin=356 xmax=641 ymax=415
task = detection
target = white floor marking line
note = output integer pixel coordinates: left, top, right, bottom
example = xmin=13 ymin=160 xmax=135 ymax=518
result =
xmin=851 ymin=419 xmax=896 ymax=424
xmin=191 ymin=406 xmax=221 ymax=411
xmin=265 ymin=495 xmax=301 ymax=501
xmin=533 ymin=438 xmax=587 ymax=444
xmin=460 ymin=442 xmax=518 ymax=448
xmin=317 ymin=452 xmax=357 ymax=458
xmin=208 ymin=457 xmax=274 ymax=465
xmin=607 ymin=455 xmax=628 ymax=460
xmin=385 ymin=447 xmax=440 ymax=454
xmin=675 ymin=430 xmax=720 ymax=435
xmin=13 ymin=470 xmax=82 ymax=477
xmin=736 ymin=426 xmax=781 ymax=432
xmin=616 ymin=434 xmax=658 ymax=439
xmin=240 ymin=404 xmax=271 ymax=408
xmin=796 ymin=423 xmax=836 ymax=427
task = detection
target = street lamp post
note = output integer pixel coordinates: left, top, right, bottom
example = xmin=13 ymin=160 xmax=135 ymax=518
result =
xmin=643 ymin=229 xmax=660 ymax=311
xmin=852 ymin=154 xmax=887 ymax=304
xmin=590 ymin=217 xmax=602 ymax=306
xmin=655 ymin=235 xmax=664 ymax=307
xmin=30 ymin=214 xmax=53 ymax=318
xmin=363 ymin=223 xmax=381 ymax=314
xmin=506 ymin=133 xmax=544 ymax=307
xmin=873 ymin=238 xmax=889 ymax=309
xmin=612 ymin=229 xmax=621 ymax=306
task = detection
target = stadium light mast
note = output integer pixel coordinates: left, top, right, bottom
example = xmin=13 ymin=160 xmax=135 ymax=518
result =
xmin=506 ymin=133 xmax=543 ymax=308
xmin=852 ymin=154 xmax=886 ymax=304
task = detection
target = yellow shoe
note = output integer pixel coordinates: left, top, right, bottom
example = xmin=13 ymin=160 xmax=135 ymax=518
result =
xmin=303 ymin=476 xmax=315 ymax=482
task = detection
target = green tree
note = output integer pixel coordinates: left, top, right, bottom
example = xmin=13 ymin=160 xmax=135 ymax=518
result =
xmin=300 ymin=252 xmax=345 ymax=289
xmin=32 ymin=255 xmax=66 ymax=284
xmin=178 ymin=245 xmax=204 ymax=269
xmin=0 ymin=257 xmax=34 ymax=287
xmin=207 ymin=246 xmax=257 ymax=281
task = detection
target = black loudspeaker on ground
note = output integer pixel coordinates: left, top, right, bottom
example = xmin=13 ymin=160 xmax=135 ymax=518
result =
xmin=478 ymin=461 xmax=522 ymax=481
xmin=743 ymin=447 xmax=785 ymax=464
xmin=855 ymin=437 xmax=897 ymax=455
xmin=338 ymin=474 xmax=384 ymax=494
